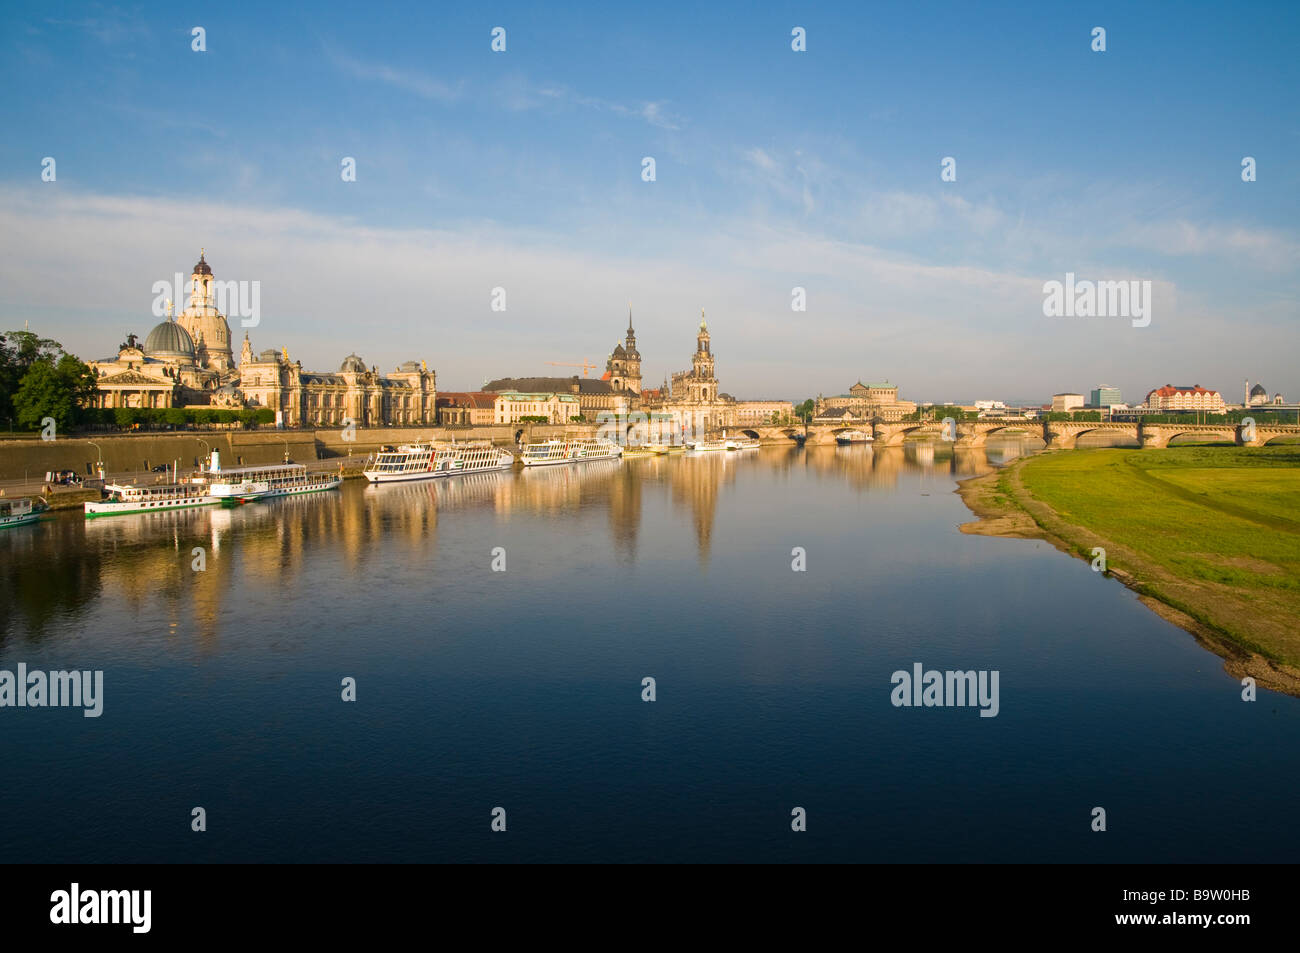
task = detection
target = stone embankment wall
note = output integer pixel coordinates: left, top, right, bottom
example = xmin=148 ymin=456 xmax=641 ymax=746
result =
xmin=0 ymin=423 xmax=599 ymax=480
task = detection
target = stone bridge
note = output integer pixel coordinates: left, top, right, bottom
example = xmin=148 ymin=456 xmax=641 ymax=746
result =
xmin=731 ymin=418 xmax=1300 ymax=449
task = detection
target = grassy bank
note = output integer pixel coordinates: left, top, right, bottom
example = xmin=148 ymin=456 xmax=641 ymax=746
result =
xmin=958 ymin=446 xmax=1300 ymax=695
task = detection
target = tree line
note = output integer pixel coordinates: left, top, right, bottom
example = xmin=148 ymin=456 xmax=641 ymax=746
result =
xmin=1 ymin=328 xmax=278 ymax=435
xmin=0 ymin=330 xmax=97 ymax=433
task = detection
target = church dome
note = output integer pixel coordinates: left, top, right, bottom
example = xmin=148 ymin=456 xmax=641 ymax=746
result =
xmin=1250 ymin=383 xmax=1268 ymax=397
xmin=339 ymin=354 xmax=367 ymax=373
xmin=144 ymin=318 xmax=196 ymax=362
xmin=612 ymin=344 xmax=626 ymax=357
xmin=193 ymin=251 xmax=212 ymax=276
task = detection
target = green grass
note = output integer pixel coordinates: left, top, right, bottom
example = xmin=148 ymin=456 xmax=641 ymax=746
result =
xmin=1016 ymin=446 xmax=1300 ymax=664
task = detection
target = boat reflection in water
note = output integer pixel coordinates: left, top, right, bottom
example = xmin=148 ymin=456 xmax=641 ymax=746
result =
xmin=15 ymin=437 xmax=1037 ymax=641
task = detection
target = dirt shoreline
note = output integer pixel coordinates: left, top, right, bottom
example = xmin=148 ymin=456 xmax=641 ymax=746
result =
xmin=955 ymin=457 xmax=1300 ymax=698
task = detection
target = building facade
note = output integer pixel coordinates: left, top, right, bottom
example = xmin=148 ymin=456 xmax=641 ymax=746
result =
xmin=238 ymin=341 xmax=436 ymax=428
xmin=1145 ymin=384 xmax=1226 ymax=413
xmin=484 ymin=376 xmax=632 ymax=419
xmin=494 ymin=391 xmax=581 ymax=424
xmin=88 ymin=319 xmax=213 ymax=409
xmin=643 ymin=313 xmax=739 ymax=434
xmin=605 ymin=310 xmax=642 ymax=395
xmin=436 ymin=392 xmax=498 ymax=425
xmin=813 ymin=380 xmax=916 ymax=422
xmin=733 ymin=400 xmax=795 ymax=424
xmin=175 ymin=251 xmax=234 ymax=373
xmin=1051 ymin=393 xmax=1085 ymax=412
xmin=92 ymin=252 xmax=437 ymax=426
xmin=1089 ymin=386 xmax=1123 ymax=407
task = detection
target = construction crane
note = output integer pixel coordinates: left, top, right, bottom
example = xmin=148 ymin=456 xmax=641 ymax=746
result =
xmin=545 ymin=360 xmax=600 ymax=378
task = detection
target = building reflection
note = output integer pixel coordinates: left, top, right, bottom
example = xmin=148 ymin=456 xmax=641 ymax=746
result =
xmin=5 ymin=436 xmax=1040 ymax=645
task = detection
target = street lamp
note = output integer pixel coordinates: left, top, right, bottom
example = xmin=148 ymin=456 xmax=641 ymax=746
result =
xmin=197 ymin=438 xmax=210 ymax=470
xmin=87 ymin=441 xmax=104 ymax=481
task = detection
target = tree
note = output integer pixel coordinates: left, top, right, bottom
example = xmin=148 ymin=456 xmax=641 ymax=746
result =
xmin=794 ymin=398 xmax=816 ymax=419
xmin=0 ymin=330 xmax=65 ymax=424
xmin=13 ymin=353 xmax=97 ymax=432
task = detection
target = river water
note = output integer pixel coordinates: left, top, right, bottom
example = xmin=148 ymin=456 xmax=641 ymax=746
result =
xmin=1 ymin=440 xmax=1296 ymax=862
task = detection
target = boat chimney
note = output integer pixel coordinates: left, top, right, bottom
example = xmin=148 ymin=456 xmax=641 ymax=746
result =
xmin=210 ymin=449 xmax=221 ymax=472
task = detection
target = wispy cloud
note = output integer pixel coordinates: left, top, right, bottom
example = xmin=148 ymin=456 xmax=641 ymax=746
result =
xmin=519 ymin=82 xmax=683 ymax=129
xmin=43 ymin=11 xmax=150 ymax=46
xmin=1117 ymin=221 xmax=1300 ymax=271
xmin=324 ymin=46 xmax=464 ymax=102
xmin=9 ymin=184 xmax=1285 ymax=405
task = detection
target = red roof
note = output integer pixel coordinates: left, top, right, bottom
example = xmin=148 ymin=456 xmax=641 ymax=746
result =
xmin=1145 ymin=384 xmax=1219 ymax=399
xmin=436 ymin=391 xmax=496 ymax=409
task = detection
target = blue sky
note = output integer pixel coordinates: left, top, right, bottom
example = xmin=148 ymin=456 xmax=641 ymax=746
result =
xmin=2 ymin=0 xmax=1297 ymax=403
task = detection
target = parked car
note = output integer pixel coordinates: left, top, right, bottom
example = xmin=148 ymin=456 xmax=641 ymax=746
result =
xmin=151 ymin=464 xmax=170 ymax=472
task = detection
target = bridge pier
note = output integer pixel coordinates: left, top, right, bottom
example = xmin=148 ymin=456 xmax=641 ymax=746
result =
xmin=1138 ymin=427 xmax=1169 ymax=448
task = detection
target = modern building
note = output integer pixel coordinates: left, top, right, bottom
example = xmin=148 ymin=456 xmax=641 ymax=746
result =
xmin=1144 ymin=384 xmax=1226 ymax=413
xmin=1051 ymin=393 xmax=1085 ymax=412
xmin=1089 ymin=385 xmax=1122 ymax=408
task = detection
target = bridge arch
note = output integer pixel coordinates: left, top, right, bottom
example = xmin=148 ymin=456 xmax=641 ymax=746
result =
xmin=876 ymin=423 xmax=930 ymax=447
xmin=1160 ymin=429 xmax=1238 ymax=446
xmin=1259 ymin=431 xmax=1299 ymax=446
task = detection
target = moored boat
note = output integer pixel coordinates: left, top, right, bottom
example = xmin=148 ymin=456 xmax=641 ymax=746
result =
xmin=0 ymin=497 xmax=45 ymax=528
xmin=199 ymin=450 xmax=341 ymax=504
xmin=836 ymin=429 xmax=874 ymax=445
xmin=521 ymin=436 xmax=622 ymax=466
xmin=521 ymin=438 xmax=575 ymax=467
xmin=84 ymin=483 xmax=217 ymax=518
xmin=364 ymin=442 xmax=513 ymax=483
xmin=569 ymin=437 xmax=623 ymax=462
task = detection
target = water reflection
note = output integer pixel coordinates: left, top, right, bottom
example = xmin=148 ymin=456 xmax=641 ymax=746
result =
xmin=0 ymin=438 xmax=1032 ymax=643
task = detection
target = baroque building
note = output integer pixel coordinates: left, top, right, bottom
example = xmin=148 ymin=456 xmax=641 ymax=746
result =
xmin=644 ymin=312 xmax=738 ymax=434
xmin=813 ymin=380 xmax=916 ymax=423
xmin=91 ymin=251 xmax=436 ymax=425
xmin=484 ymin=308 xmax=644 ymax=419
xmin=175 ymin=250 xmax=234 ymax=372
xmin=238 ymin=338 xmax=436 ymax=427
xmin=605 ymin=309 xmax=642 ymax=395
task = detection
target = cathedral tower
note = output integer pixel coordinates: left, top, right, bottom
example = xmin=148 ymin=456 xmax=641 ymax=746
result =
xmin=692 ymin=311 xmax=714 ymax=397
xmin=607 ymin=305 xmax=642 ymax=394
xmin=623 ymin=306 xmax=641 ymax=394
